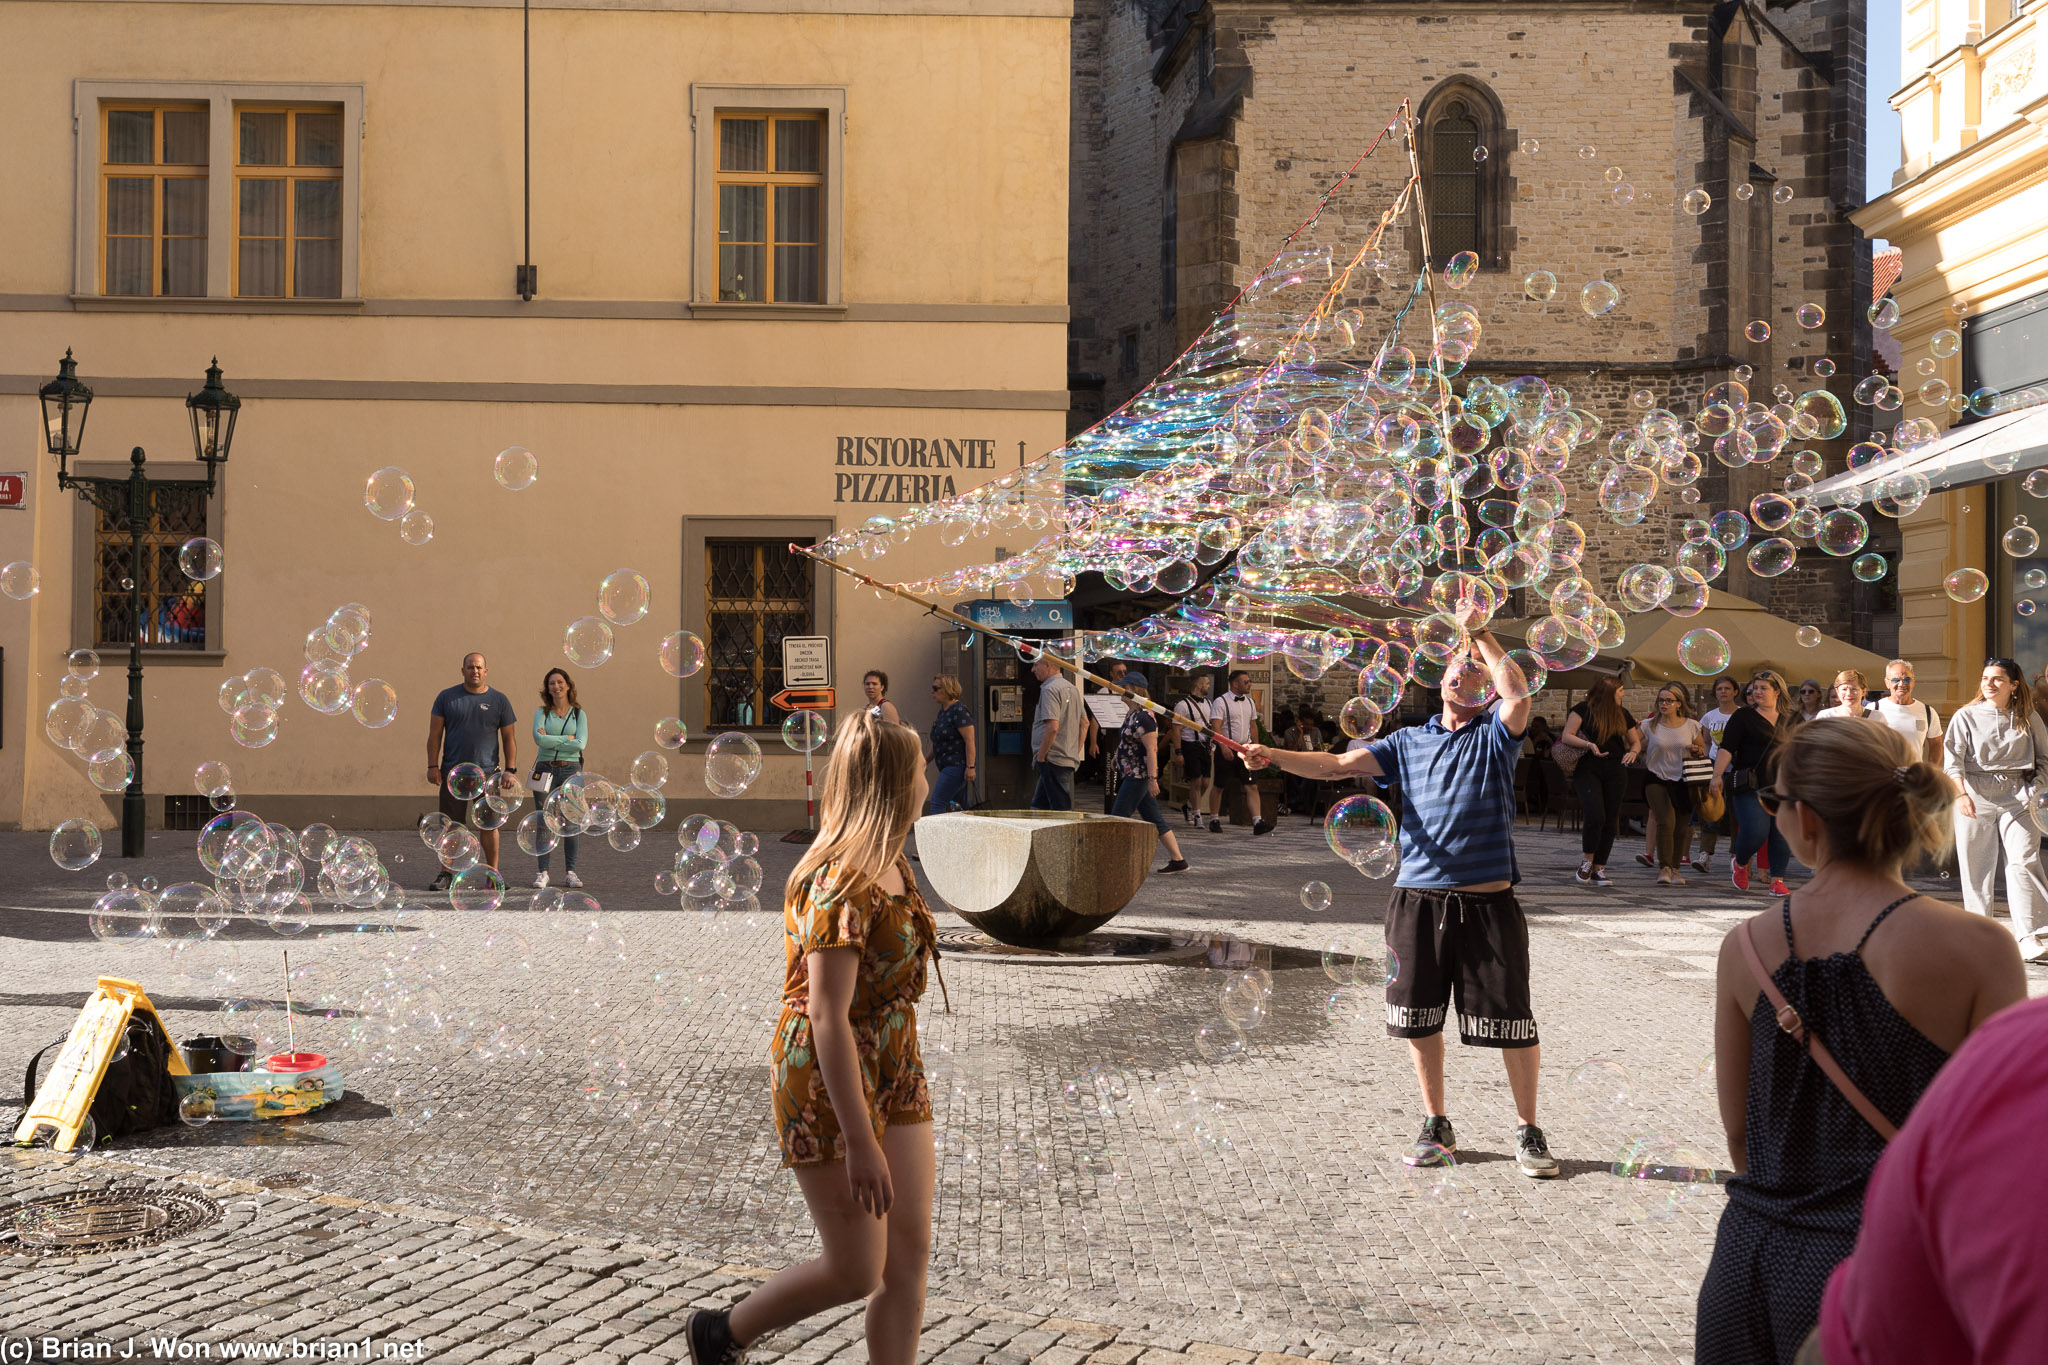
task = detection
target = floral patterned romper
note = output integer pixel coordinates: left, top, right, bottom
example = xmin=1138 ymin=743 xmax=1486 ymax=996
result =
xmin=771 ymin=857 xmax=941 ymax=1168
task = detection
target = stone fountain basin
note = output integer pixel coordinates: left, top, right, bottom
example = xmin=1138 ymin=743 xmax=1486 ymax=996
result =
xmin=913 ymin=810 xmax=1157 ymax=946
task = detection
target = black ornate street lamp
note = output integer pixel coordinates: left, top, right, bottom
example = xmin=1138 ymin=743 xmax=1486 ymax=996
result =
xmin=38 ymin=352 xmax=238 ymax=857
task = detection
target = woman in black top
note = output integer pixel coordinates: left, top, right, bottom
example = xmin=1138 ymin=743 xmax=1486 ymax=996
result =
xmin=1708 ymin=670 xmax=1800 ymax=894
xmin=1558 ymin=676 xmax=1642 ymax=886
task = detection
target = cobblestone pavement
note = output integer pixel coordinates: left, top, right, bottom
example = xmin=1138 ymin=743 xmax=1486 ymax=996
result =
xmin=3 ymin=800 xmax=2039 ymax=1363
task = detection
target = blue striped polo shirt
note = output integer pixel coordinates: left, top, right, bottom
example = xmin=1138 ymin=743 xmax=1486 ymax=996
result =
xmin=1366 ymin=708 xmax=1525 ymax=888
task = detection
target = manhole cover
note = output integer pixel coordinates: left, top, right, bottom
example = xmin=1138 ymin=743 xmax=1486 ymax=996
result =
xmin=935 ymin=927 xmax=1213 ymax=964
xmin=1 ymin=1186 xmax=221 ymax=1258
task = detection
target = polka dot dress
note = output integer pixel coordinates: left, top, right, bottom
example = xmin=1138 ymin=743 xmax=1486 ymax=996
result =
xmin=1695 ymin=897 xmax=1950 ymax=1365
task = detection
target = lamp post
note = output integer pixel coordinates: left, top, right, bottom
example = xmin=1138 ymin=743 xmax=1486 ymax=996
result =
xmin=38 ymin=351 xmax=238 ymax=858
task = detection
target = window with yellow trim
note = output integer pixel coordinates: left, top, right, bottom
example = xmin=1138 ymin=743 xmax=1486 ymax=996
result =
xmin=714 ymin=113 xmax=825 ymax=303
xmin=101 ymin=103 xmax=209 ymax=297
xmin=234 ymin=105 xmax=343 ymax=298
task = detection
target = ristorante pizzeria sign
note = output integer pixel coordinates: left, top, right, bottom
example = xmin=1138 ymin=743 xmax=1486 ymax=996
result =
xmin=834 ymin=436 xmax=1019 ymax=503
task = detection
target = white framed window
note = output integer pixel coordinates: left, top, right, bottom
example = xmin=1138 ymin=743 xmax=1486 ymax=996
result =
xmin=690 ymin=86 xmax=846 ymax=314
xmin=73 ymin=81 xmax=363 ymax=305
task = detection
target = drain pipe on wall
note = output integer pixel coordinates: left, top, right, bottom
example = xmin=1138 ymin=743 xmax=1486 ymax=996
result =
xmin=515 ymin=0 xmax=538 ymax=300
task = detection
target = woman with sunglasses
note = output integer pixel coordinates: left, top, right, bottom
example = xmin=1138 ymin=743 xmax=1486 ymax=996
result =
xmin=1696 ymin=718 xmax=2025 ymax=1365
xmin=1794 ymin=679 xmax=1826 ymax=725
xmin=1642 ymin=685 xmax=1708 ymax=886
xmin=1709 ymin=671 xmax=1799 ymax=894
xmin=1943 ymin=658 xmax=2048 ymax=962
xmin=924 ymin=675 xmax=975 ymax=816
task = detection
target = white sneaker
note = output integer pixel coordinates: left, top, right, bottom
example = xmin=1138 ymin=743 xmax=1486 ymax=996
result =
xmin=564 ymin=871 xmax=584 ymax=888
xmin=2018 ymin=929 xmax=2048 ymax=964
xmin=532 ymin=872 xmax=549 ymax=889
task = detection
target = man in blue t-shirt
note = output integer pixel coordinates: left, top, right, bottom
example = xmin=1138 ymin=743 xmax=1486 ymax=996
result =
xmin=425 ymin=652 xmax=519 ymax=889
xmin=1248 ymin=616 xmax=1557 ymax=1180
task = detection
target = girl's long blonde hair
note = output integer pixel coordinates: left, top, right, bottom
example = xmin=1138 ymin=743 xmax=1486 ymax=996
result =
xmin=786 ymin=708 xmax=923 ymax=907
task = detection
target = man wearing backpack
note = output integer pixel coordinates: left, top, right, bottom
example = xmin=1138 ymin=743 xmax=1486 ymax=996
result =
xmin=1871 ymin=660 xmax=1942 ymax=763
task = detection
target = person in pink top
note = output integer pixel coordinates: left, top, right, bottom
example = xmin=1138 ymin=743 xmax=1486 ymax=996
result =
xmin=1811 ymin=993 xmax=2048 ymax=1365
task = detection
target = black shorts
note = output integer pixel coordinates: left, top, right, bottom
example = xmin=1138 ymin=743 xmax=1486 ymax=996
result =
xmin=438 ymin=782 xmax=476 ymax=829
xmin=1383 ymin=886 xmax=1538 ymax=1049
xmin=1181 ymin=742 xmax=1212 ymax=780
xmin=1215 ymin=753 xmax=1251 ymax=789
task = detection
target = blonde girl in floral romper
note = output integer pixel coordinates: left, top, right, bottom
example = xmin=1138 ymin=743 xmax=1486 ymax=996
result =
xmin=688 ymin=709 xmax=942 ymax=1365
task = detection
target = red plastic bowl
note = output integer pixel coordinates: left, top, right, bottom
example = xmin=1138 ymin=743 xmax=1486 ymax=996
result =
xmin=266 ymin=1052 xmax=326 ymax=1073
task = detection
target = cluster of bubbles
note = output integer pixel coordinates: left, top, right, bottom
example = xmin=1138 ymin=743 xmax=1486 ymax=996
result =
xmin=364 ymin=466 xmax=435 ymax=548
xmin=296 ymin=602 xmax=396 ymax=734
xmin=653 ymin=814 xmax=767 ymax=909
xmin=42 ymin=649 xmax=134 ymax=798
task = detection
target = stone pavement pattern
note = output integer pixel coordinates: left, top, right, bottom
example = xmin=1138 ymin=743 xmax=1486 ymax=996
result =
xmin=3 ymin=804 xmax=2036 ymax=1362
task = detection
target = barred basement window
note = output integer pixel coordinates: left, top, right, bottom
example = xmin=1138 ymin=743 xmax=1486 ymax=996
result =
xmin=705 ymin=539 xmax=815 ymax=729
xmin=94 ymin=485 xmax=210 ymax=651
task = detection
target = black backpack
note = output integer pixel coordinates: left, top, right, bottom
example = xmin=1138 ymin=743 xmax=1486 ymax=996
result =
xmin=20 ymin=1010 xmax=181 ymax=1146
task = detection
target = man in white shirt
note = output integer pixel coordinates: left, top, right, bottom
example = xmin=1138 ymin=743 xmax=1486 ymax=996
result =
xmin=1207 ymin=669 xmax=1272 ymax=836
xmin=1872 ymin=659 xmax=1942 ymax=763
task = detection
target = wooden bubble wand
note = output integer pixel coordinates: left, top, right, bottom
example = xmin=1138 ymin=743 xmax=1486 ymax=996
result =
xmin=282 ymin=948 xmax=297 ymax=1055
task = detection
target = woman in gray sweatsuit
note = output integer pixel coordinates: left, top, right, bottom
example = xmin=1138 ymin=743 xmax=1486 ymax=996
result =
xmin=1944 ymin=657 xmax=2048 ymax=961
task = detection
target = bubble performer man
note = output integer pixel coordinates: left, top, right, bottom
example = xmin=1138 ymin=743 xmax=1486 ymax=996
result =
xmin=1246 ymin=615 xmax=1557 ymax=1178
xmin=425 ymin=652 xmax=519 ymax=887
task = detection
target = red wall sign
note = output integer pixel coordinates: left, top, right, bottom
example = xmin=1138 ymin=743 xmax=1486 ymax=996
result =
xmin=0 ymin=474 xmax=25 ymax=510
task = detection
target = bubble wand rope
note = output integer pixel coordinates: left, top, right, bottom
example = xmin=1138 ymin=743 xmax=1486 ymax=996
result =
xmin=790 ymin=544 xmax=1254 ymax=756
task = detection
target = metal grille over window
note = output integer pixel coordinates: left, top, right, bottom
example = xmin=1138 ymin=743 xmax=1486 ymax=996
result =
xmin=706 ymin=540 xmax=815 ymax=728
xmin=1430 ymin=102 xmax=1480 ymax=261
xmin=716 ymin=113 xmax=825 ymax=303
xmin=95 ymin=486 xmax=208 ymax=649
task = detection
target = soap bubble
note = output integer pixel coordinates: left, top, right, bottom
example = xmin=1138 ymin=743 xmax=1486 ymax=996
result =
xmin=1814 ymin=358 xmax=1836 ymax=378
xmin=1444 ymin=252 xmax=1479 ymax=289
xmin=655 ymin=717 xmax=689 ymax=750
xmin=1471 ymin=145 xmax=1488 ymax=163
xmin=660 ymin=631 xmax=706 ymax=678
xmin=1870 ymin=297 xmax=1900 ymax=330
xmin=178 ymin=537 xmax=223 ymax=580
xmin=1745 ymin=538 xmax=1796 ymax=577
xmin=446 ymin=763 xmax=487 ymax=802
xmin=65 ymin=649 xmax=100 ymax=682
xmin=782 ymin=711 xmax=830 ymax=753
xmin=399 ymin=510 xmax=434 ymax=546
xmin=90 ymin=888 xmax=157 ymax=943
xmin=1323 ymin=795 xmax=1396 ymax=867
xmin=2020 ymin=600 xmax=2038 ymax=618
xmin=1300 ymin=881 xmax=1332 ymax=913
xmin=1796 ymin=625 xmax=1822 ymax=648
xmin=706 ymin=732 xmax=764 ymax=798
xmin=1745 ymin=320 xmax=1770 ymax=343
xmin=49 ymin=819 xmax=102 ymax=871
xmin=1735 ymin=182 xmax=1755 ymax=201
xmin=300 ymin=661 xmax=351 ymax=715
xmin=1581 ymin=280 xmax=1621 ymax=316
xmin=1774 ymin=183 xmax=1793 ymax=203
xmin=1194 ymin=1019 xmax=1245 ymax=1062
xmin=563 ymin=617 xmax=615 ymax=668
xmin=1677 ymin=627 xmax=1732 ymax=675
xmin=1400 ymin=1146 xmax=1467 ymax=1200
xmin=350 ymin=679 xmax=398 ymax=728
xmin=1337 ymin=696 xmax=1382 ymax=740
xmin=1797 ymin=303 xmax=1825 ymax=329
xmin=449 ymin=866 xmax=506 ymax=913
xmin=194 ymin=761 xmax=233 ymax=798
xmin=178 ymin=1092 xmax=214 ymax=1126
xmin=2027 ymin=567 xmax=2048 ymax=590
xmin=1569 ymin=1056 xmax=1634 ymax=1120
xmin=1682 ymin=188 xmax=1711 ymax=216
xmin=598 ymin=569 xmax=650 ymax=626
xmin=1578 ymin=144 xmax=1596 ymax=159
xmin=1931 ymin=328 xmax=1961 ymax=358
xmin=1815 ymin=509 xmax=1869 ymax=557
xmin=2003 ymin=520 xmax=2040 ymax=557
xmin=1219 ymin=970 xmax=1271 ymax=1029
xmin=515 ymin=811 xmax=558 ymax=857
xmin=364 ymin=466 xmax=415 ymax=520
xmin=494 ymin=445 xmax=538 ymax=490
xmin=1523 ymin=270 xmax=1557 ymax=302
xmin=1519 ymin=137 xmax=1539 ymax=154
xmin=1944 ymin=568 xmax=1989 ymax=603
xmin=1 ymin=562 xmax=40 ymax=599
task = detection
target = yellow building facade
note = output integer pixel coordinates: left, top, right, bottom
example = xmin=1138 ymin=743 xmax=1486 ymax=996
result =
xmin=1854 ymin=0 xmax=2048 ymax=707
xmin=0 ymin=0 xmax=1071 ymax=830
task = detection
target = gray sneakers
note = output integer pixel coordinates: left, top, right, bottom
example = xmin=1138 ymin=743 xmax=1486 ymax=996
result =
xmin=1516 ymin=1123 xmax=1561 ymax=1178
xmin=1403 ymin=1114 xmax=1457 ymax=1166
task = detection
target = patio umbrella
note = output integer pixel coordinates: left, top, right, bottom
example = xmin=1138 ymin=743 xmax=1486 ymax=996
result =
xmin=1619 ymin=589 xmax=1893 ymax=686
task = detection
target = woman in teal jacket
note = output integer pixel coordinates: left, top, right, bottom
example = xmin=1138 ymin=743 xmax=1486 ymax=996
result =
xmin=533 ymin=667 xmax=588 ymax=888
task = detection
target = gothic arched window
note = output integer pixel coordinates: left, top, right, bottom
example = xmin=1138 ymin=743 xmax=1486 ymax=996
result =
xmin=1417 ymin=80 xmax=1514 ymax=271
